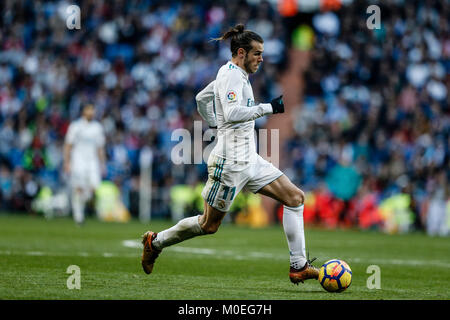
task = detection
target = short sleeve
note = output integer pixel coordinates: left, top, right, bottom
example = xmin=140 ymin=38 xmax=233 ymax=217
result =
xmin=65 ymin=122 xmax=77 ymax=144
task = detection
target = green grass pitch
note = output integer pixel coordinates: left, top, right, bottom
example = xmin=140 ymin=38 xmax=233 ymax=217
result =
xmin=0 ymin=214 xmax=449 ymax=300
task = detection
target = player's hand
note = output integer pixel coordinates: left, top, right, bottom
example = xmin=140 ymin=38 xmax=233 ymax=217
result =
xmin=209 ymin=126 xmax=217 ymax=142
xmin=64 ymin=162 xmax=70 ymax=174
xmin=270 ymin=95 xmax=284 ymax=114
xmin=101 ymin=164 xmax=107 ymax=178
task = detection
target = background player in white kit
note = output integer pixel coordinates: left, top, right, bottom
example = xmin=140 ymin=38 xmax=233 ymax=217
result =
xmin=63 ymin=104 xmax=106 ymax=225
xmin=141 ymin=24 xmax=319 ymax=284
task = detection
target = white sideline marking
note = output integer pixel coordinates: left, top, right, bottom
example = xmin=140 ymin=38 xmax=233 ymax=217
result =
xmin=122 ymin=240 xmax=256 ymax=258
xmin=171 ymin=247 xmax=217 ymax=255
xmin=27 ymin=251 xmax=45 ymax=256
xmin=122 ymin=240 xmax=140 ymax=248
xmin=0 ymin=249 xmax=136 ymax=259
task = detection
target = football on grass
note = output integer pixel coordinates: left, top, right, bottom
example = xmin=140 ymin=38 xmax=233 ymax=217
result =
xmin=318 ymin=259 xmax=352 ymax=293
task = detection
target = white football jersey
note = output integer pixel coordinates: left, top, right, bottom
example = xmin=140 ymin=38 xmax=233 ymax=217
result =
xmin=196 ymin=61 xmax=273 ymax=164
xmin=65 ymin=118 xmax=105 ymax=169
xmin=196 ymin=80 xmax=217 ymax=128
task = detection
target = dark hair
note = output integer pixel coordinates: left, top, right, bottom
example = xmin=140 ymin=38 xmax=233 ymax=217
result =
xmin=212 ymin=24 xmax=263 ymax=57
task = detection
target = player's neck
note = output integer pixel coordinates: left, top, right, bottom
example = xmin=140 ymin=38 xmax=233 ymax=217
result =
xmin=231 ymin=58 xmax=248 ymax=76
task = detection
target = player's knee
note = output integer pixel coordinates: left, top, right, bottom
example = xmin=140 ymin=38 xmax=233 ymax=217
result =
xmin=200 ymin=215 xmax=221 ymax=234
xmin=202 ymin=223 xmax=220 ymax=235
xmin=285 ymin=189 xmax=305 ymax=207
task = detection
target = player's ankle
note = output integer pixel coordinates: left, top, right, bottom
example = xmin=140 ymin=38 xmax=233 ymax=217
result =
xmin=290 ymin=259 xmax=308 ymax=271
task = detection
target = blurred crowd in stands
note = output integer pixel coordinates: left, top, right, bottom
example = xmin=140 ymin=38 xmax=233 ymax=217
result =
xmin=0 ymin=0 xmax=448 ymax=235
xmin=286 ymin=0 xmax=449 ymax=235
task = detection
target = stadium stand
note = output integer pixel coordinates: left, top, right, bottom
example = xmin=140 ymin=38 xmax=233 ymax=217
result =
xmin=0 ymin=0 xmax=448 ymax=235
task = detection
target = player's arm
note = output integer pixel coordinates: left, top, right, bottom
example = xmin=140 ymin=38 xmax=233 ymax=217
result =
xmin=96 ymin=124 xmax=107 ymax=176
xmin=97 ymin=146 xmax=106 ymax=176
xmin=219 ymin=70 xmax=283 ymax=123
xmin=196 ymin=80 xmax=217 ymax=128
xmin=63 ymin=142 xmax=72 ymax=174
xmin=63 ymin=123 xmax=76 ymax=174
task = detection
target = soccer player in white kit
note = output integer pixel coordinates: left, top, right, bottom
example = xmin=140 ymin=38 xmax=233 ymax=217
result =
xmin=63 ymin=104 xmax=106 ymax=225
xmin=142 ymin=24 xmax=319 ymax=284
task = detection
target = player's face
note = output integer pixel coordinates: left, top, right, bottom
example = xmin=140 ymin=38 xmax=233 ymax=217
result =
xmin=244 ymin=41 xmax=264 ymax=74
xmin=83 ymin=106 xmax=95 ymax=121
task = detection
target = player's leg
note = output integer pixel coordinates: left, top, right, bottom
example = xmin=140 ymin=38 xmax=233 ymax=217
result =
xmin=70 ymin=165 xmax=88 ymax=225
xmin=257 ymin=174 xmax=306 ymax=264
xmin=142 ymin=156 xmax=243 ymax=274
xmin=257 ymin=174 xmax=307 ymax=268
xmin=152 ymin=201 xmax=226 ymax=250
xmin=246 ymin=156 xmax=317 ymax=283
xmin=257 ymin=174 xmax=318 ymax=283
xmin=71 ymin=164 xmax=99 ymax=225
xmin=87 ymin=165 xmax=101 ymax=218
xmin=141 ymin=201 xmax=227 ymax=274
xmin=198 ymin=200 xmax=228 ymax=234
xmin=142 ymin=182 xmax=225 ymax=275
xmin=151 ymin=156 xmax=238 ymax=250
xmin=141 ymin=211 xmax=204 ymax=275
xmin=71 ymin=186 xmax=85 ymax=225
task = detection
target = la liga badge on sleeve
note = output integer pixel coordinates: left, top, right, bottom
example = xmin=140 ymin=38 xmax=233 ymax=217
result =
xmin=227 ymin=91 xmax=236 ymax=101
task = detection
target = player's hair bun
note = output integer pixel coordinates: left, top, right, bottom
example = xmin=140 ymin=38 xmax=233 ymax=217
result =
xmin=233 ymin=24 xmax=245 ymax=34
xmin=215 ymin=24 xmax=246 ymax=41
xmin=211 ymin=23 xmax=263 ymax=57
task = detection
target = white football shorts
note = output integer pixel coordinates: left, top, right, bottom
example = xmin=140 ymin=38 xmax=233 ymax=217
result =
xmin=70 ymin=162 xmax=101 ymax=190
xmin=202 ymin=153 xmax=283 ymax=212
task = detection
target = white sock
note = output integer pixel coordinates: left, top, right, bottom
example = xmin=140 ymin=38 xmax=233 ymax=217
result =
xmin=72 ymin=190 xmax=85 ymax=224
xmin=152 ymin=215 xmax=204 ymax=250
xmin=283 ymin=204 xmax=307 ymax=269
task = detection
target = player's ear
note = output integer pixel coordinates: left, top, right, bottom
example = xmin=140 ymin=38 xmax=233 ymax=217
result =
xmin=237 ymin=47 xmax=246 ymax=58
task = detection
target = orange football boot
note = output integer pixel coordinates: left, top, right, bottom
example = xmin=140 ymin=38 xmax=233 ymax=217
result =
xmin=141 ymin=231 xmax=161 ymax=274
xmin=289 ymin=256 xmax=319 ymax=285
